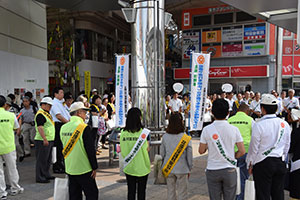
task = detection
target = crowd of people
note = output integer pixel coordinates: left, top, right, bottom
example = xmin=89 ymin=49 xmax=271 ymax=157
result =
xmin=0 ymin=86 xmax=299 ymax=200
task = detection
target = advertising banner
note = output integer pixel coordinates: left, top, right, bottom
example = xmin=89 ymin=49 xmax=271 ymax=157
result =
xmin=243 ymin=40 xmax=265 ymax=56
xmin=182 ymin=31 xmax=201 ymax=60
xmin=202 ymin=43 xmax=222 ymax=58
xmin=189 ymin=53 xmax=210 ymax=131
xmin=282 ymin=56 xmax=293 ymax=76
xmin=202 ymin=28 xmax=221 ymax=43
xmin=294 ymin=56 xmax=300 ymax=75
xmin=222 ymin=42 xmax=243 ymax=56
xmin=115 ymin=54 xmax=129 ymax=127
xmin=244 ymin=23 xmax=266 ymax=40
xmin=84 ymin=71 xmax=91 ymax=99
xmin=222 ymin=26 xmax=243 ymax=42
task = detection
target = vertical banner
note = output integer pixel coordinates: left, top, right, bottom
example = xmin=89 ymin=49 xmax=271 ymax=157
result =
xmin=189 ymin=53 xmax=210 ymax=131
xmin=115 ymin=54 xmax=129 ymax=127
xmin=84 ymin=71 xmax=91 ymax=100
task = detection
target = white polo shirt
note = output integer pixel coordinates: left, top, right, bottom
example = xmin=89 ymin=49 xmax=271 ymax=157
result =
xmin=200 ymin=120 xmax=243 ymax=170
xmin=246 ymin=114 xmax=291 ymax=167
xmin=50 ymin=98 xmax=71 ymax=122
xmin=283 ymin=97 xmax=299 ymax=109
xmin=250 ymin=100 xmax=261 ymax=113
xmin=168 ymin=98 xmax=183 ymax=112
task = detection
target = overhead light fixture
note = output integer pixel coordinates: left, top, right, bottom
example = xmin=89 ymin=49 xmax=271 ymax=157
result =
xmin=122 ymin=8 xmax=137 ymax=23
xmin=259 ymin=8 xmax=297 ymax=18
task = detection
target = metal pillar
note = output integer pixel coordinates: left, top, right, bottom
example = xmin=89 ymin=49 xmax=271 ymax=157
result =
xmin=276 ymin=26 xmax=283 ymax=92
xmin=131 ymin=0 xmax=165 ymax=130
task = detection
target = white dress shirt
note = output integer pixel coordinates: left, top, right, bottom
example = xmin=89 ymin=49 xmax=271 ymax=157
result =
xmin=276 ymin=97 xmax=283 ymax=115
xmin=250 ymin=100 xmax=261 ymax=113
xmin=283 ymin=97 xmax=299 ymax=109
xmin=168 ymin=98 xmax=183 ymax=112
xmin=246 ymin=114 xmax=291 ymax=167
xmin=50 ymin=98 xmax=71 ymax=122
xmin=200 ymin=120 xmax=243 ymax=170
xmin=225 ymin=98 xmax=235 ymax=111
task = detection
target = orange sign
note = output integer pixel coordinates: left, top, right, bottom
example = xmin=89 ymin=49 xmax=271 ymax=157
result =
xmin=202 ymin=29 xmax=221 ymax=43
xmin=120 ymin=57 xmax=125 ymax=65
xmin=197 ymin=55 xmax=205 ymax=64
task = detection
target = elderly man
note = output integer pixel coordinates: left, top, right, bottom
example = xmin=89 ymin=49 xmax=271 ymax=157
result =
xmin=0 ymin=96 xmax=24 ymax=199
xmin=283 ymin=89 xmax=299 ymax=130
xmin=60 ymin=102 xmax=98 ymax=200
xmin=34 ymin=97 xmax=55 ymax=183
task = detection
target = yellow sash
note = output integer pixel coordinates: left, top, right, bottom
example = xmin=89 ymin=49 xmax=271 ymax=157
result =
xmin=36 ymin=110 xmax=54 ymax=126
xmin=91 ymin=104 xmax=100 ymax=112
xmin=62 ymin=123 xmax=87 ymax=159
xmin=162 ymin=134 xmax=191 ymax=177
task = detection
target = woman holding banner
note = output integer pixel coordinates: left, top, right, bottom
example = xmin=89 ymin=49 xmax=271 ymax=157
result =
xmin=120 ymin=107 xmax=151 ymax=200
xmin=161 ymin=112 xmax=193 ymax=200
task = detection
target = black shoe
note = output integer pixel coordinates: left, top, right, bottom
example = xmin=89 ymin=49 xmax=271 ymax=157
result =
xmin=25 ymin=154 xmax=31 ymax=157
xmin=46 ymin=176 xmax=55 ymax=180
xmin=19 ymin=156 xmax=25 ymax=162
xmin=36 ymin=179 xmax=50 ymax=183
xmin=53 ymin=169 xmax=65 ymax=174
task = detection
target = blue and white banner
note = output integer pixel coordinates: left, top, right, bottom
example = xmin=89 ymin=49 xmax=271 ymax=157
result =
xmin=189 ymin=52 xmax=210 ymax=131
xmin=115 ymin=54 xmax=129 ymax=127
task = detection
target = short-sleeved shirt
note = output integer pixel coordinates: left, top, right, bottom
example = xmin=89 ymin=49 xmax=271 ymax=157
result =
xmin=168 ymin=98 xmax=183 ymax=112
xmin=20 ymin=106 xmax=35 ymax=123
xmin=36 ymin=114 xmax=46 ymax=126
xmin=225 ymin=98 xmax=235 ymax=111
xmin=250 ymin=100 xmax=261 ymax=113
xmin=200 ymin=120 xmax=243 ymax=170
xmin=283 ymin=97 xmax=299 ymax=109
xmin=50 ymin=98 xmax=71 ymax=122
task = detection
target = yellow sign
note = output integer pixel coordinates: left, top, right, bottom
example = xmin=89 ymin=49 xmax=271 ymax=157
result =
xmin=75 ymin=66 xmax=80 ymax=81
xmin=84 ymin=71 xmax=91 ymax=100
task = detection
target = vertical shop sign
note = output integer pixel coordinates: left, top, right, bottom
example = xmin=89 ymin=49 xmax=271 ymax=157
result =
xmin=189 ymin=53 xmax=210 ymax=131
xmin=84 ymin=71 xmax=91 ymax=100
xmin=115 ymin=54 xmax=129 ymax=127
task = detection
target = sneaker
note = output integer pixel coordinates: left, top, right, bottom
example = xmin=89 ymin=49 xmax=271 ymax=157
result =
xmin=1 ymin=196 xmax=7 ymax=200
xmin=10 ymin=187 xmax=24 ymax=196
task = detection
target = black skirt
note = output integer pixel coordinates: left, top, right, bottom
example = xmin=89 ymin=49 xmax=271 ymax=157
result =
xmin=290 ymin=168 xmax=300 ymax=198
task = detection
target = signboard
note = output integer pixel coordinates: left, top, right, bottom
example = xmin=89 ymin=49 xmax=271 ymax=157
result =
xmin=182 ymin=31 xmax=201 ymax=60
xmin=84 ymin=71 xmax=91 ymax=99
xmin=294 ymin=56 xmax=300 ymax=75
xmin=282 ymin=56 xmax=293 ymax=76
xmin=222 ymin=42 xmax=243 ymax=57
xmin=244 ymin=23 xmax=266 ymax=40
xmin=231 ymin=65 xmax=268 ymax=77
xmin=202 ymin=28 xmax=221 ymax=43
xmin=222 ymin=26 xmax=243 ymax=42
xmin=115 ymin=55 xmax=130 ymax=127
xmin=174 ymin=68 xmax=191 ymax=80
xmin=202 ymin=43 xmax=222 ymax=58
xmin=293 ymin=40 xmax=300 ymax=55
xmin=209 ymin=67 xmax=230 ymax=78
xmin=243 ymin=40 xmax=265 ymax=56
xmin=189 ymin=53 xmax=210 ymax=131
xmin=283 ymin=40 xmax=293 ymax=55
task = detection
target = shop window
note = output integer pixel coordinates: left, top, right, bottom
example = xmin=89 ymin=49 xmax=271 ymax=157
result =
xmin=282 ymin=78 xmax=292 ymax=89
xmin=236 ymin=12 xmax=256 ymax=22
xmin=193 ymin=15 xmax=211 ymax=26
xmin=214 ymin=13 xmax=233 ymax=24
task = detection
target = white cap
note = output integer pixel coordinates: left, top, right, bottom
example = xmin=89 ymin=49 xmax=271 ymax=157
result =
xmin=92 ymin=89 xmax=97 ymax=92
xmin=261 ymin=94 xmax=278 ymax=105
xmin=40 ymin=97 xmax=53 ymax=105
xmin=70 ymin=102 xmax=89 ymax=113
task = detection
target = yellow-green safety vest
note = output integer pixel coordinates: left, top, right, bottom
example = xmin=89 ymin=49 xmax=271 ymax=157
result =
xmin=0 ymin=107 xmax=16 ymax=155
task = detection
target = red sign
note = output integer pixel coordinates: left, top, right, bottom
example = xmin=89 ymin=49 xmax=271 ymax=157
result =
xmin=231 ymin=65 xmax=268 ymax=77
xmin=282 ymin=56 xmax=293 ymax=76
xmin=209 ymin=67 xmax=230 ymax=78
xmin=283 ymin=40 xmax=293 ymax=55
xmin=174 ymin=65 xmax=268 ymax=80
xmin=294 ymin=56 xmax=300 ymax=75
xmin=174 ymin=68 xmax=190 ymax=79
xmin=283 ymin=30 xmax=292 ymax=37
xmin=294 ymin=40 xmax=300 ymax=55
xmin=222 ymin=43 xmax=243 ymax=56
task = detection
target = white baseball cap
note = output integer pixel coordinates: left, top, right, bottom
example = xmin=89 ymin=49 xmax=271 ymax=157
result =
xmin=92 ymin=89 xmax=97 ymax=92
xmin=70 ymin=102 xmax=90 ymax=113
xmin=261 ymin=94 xmax=278 ymax=105
xmin=40 ymin=97 xmax=53 ymax=105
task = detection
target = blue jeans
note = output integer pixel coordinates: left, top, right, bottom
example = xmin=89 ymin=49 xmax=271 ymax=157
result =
xmin=236 ymin=153 xmax=249 ymax=200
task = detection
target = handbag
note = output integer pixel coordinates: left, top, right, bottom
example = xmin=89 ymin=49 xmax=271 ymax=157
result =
xmin=244 ymin=175 xmax=255 ymax=200
xmin=154 ymin=154 xmax=167 ymax=185
xmin=53 ymin=177 xmax=69 ymax=200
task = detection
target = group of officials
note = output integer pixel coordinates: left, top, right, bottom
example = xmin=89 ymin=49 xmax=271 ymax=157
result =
xmin=0 ymin=87 xmax=99 ymax=200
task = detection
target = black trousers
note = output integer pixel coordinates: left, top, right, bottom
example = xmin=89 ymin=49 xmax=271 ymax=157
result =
xmin=253 ymin=157 xmax=287 ymax=200
xmin=68 ymin=171 xmax=99 ymax=200
xmin=53 ymin=122 xmax=64 ymax=171
xmin=125 ymin=174 xmax=148 ymax=200
xmin=35 ymin=140 xmax=54 ymax=181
